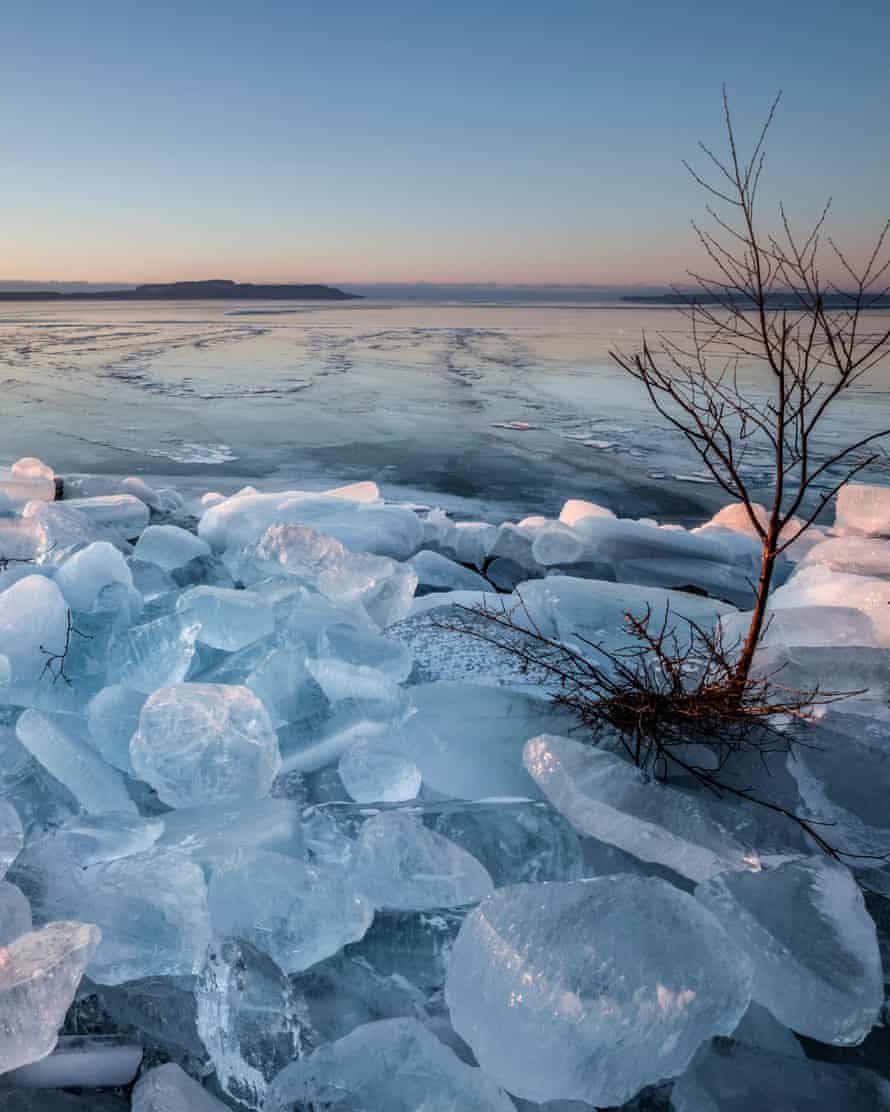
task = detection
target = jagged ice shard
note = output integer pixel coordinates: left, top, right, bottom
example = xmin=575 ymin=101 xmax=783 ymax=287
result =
xmin=264 ymin=1017 xmax=516 ymax=1112
xmin=524 ymin=734 xmax=759 ymax=882
xmin=0 ymin=921 xmax=101 ymax=1074
xmin=695 ymin=855 xmax=883 ymax=1044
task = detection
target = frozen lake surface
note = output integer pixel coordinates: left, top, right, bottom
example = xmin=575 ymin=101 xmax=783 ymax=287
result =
xmin=1 ymin=298 xmax=888 ymax=522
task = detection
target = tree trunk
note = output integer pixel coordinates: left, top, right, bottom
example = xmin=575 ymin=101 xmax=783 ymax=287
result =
xmin=734 ymin=542 xmax=778 ymax=692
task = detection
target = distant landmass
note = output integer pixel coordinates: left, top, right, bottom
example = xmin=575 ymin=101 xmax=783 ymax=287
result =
xmin=622 ymin=291 xmax=890 ymax=309
xmin=0 ymin=279 xmax=359 ymax=301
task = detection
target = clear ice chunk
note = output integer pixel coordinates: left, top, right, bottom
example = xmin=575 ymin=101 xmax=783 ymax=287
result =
xmin=18 ymin=841 xmax=210 ymax=984
xmin=264 ymin=1017 xmax=516 ymax=1112
xmin=409 ymin=549 xmax=490 ymax=591
xmin=0 ymin=575 xmax=70 ymax=691
xmin=130 ymin=682 xmax=281 ymax=808
xmin=131 ymin=1062 xmax=230 ymax=1112
xmin=524 ymin=734 xmax=758 ymax=882
xmin=695 ymin=855 xmax=883 ymax=1044
xmin=0 ymin=920 xmax=101 ymax=1074
xmin=107 ymin=613 xmax=198 ymax=694
xmin=132 ymin=524 xmax=211 ymax=571
xmin=353 ymin=811 xmax=494 ymax=911
xmin=444 ymin=877 xmax=752 ymax=1106
xmin=59 ymin=494 xmax=149 ymax=538
xmin=54 ymin=542 xmax=133 ymax=614
xmin=196 ymin=938 xmax=302 ymax=1109
xmin=338 ymin=740 xmax=421 ymax=802
xmin=0 ymin=880 xmax=31 ymax=944
xmin=15 ymin=710 xmax=137 ymax=816
xmin=397 ymin=682 xmax=577 ymax=800
xmin=208 ymin=849 xmax=372 ymax=973
xmin=175 ymin=586 xmax=275 ymax=651
xmin=0 ymin=801 xmax=24 ymax=878
xmin=85 ymin=685 xmax=146 ymax=773
xmin=835 ymin=482 xmax=890 ymax=536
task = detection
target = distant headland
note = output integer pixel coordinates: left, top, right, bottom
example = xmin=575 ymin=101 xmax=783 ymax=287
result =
xmin=0 ymin=279 xmax=359 ymax=301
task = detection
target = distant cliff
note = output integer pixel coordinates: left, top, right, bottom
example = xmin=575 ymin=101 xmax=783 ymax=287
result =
xmin=0 ymin=279 xmax=359 ymax=301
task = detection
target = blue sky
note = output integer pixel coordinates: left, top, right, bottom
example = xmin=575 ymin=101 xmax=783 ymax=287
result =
xmin=1 ymin=0 xmax=888 ymax=284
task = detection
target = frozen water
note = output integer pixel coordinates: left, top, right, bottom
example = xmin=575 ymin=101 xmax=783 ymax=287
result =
xmin=0 ymin=880 xmax=31 ymax=944
xmin=770 ymin=565 xmax=890 ymax=644
xmin=720 ymin=604 xmax=879 ymax=650
xmin=836 ymin=482 xmax=890 ymax=536
xmin=200 ymin=488 xmax=421 ymax=559
xmin=45 ymin=812 xmax=163 ymax=867
xmin=284 ymin=947 xmax=436 ymax=1059
xmin=701 ymin=500 xmax=826 ymax=560
xmin=318 ymin=622 xmax=413 ymax=681
xmin=671 ymin=1040 xmax=890 ymax=1112
xmin=396 ymin=682 xmax=577 ymax=799
xmin=12 ymin=456 xmax=54 ymax=482
xmin=524 ymin=735 xmax=758 ymax=882
xmin=22 ymin=499 xmax=102 ymax=553
xmin=85 ymin=684 xmax=146 ymax=772
xmin=208 ymin=849 xmax=372 ymax=973
xmin=306 ymin=653 xmax=402 ymax=706
xmin=530 ymin=522 xmax=587 ymax=567
xmin=130 ymin=683 xmax=281 ymax=808
xmin=196 ymin=938 xmax=302 ymax=1109
xmin=0 ymin=575 xmax=69 ymax=692
xmin=696 ymin=855 xmax=883 ymax=1044
xmin=0 ymin=920 xmax=101 ymax=1074
xmin=0 ymin=448 xmax=887 ymax=1099
xmin=237 ymin=523 xmax=418 ymax=627
xmin=2 ymin=1033 xmax=142 ymax=1089
xmin=0 ymin=464 xmax=55 ymax=506
xmin=60 ymin=494 xmax=150 ymax=537
xmin=107 ymin=613 xmax=198 ymax=694
xmin=229 ymin=521 xmax=349 ymax=584
xmin=409 ymin=548 xmax=490 ymax=591
xmin=515 ymin=575 xmax=734 ymax=653
xmin=559 ymin=497 xmax=616 ymax=526
xmin=159 ymin=798 xmax=304 ymax=864
xmin=788 ymin=715 xmax=890 ymax=858
xmin=353 ymin=811 xmax=494 ymax=910
xmin=176 ymin=586 xmax=275 ymax=651
xmin=133 ymin=524 xmax=211 ymax=571
xmin=430 ymin=799 xmax=584 ymax=886
xmin=132 ymin=1062 xmax=230 ymax=1112
xmin=0 ymin=801 xmax=24 ymax=878
xmin=17 ymin=839 xmax=210 ymax=984
xmin=54 ymin=541 xmax=133 ymax=614
xmin=89 ymin=975 xmax=205 ymax=1069
xmin=118 ymin=475 xmax=162 ymax=511
xmin=264 ymin=1017 xmax=516 ymax=1112
xmin=16 ymin=710 xmax=137 ymax=816
xmin=128 ymin=558 xmax=177 ymax=602
xmin=0 ymin=1091 xmax=126 ymax=1111
xmin=243 ymin=644 xmax=316 ymax=728
xmin=277 ymin=693 xmax=412 ymax=775
xmin=444 ymin=877 xmax=752 ymax=1106
xmin=730 ymin=1000 xmax=804 ymax=1057
xmin=338 ymin=739 xmax=422 ymax=802
xmin=799 ymin=534 xmax=890 ymax=577
xmin=440 ymin=521 xmax=498 ymax=569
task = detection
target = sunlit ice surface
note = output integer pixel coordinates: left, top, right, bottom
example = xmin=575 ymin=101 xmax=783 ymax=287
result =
xmin=0 ymin=297 xmax=887 ymax=525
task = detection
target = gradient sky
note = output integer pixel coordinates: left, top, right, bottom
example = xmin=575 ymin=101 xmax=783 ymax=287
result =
xmin=1 ymin=0 xmax=888 ymax=286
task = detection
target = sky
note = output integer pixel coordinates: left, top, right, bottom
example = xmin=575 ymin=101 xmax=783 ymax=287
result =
xmin=1 ymin=0 xmax=888 ymax=287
